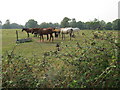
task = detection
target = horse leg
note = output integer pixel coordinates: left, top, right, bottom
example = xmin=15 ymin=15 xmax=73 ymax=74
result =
xmin=49 ymin=34 xmax=51 ymax=41
xmin=42 ymin=35 xmax=44 ymax=42
xmin=27 ymin=33 xmax=29 ymax=38
xmin=63 ymin=34 xmax=65 ymax=40
xmin=54 ymin=32 xmax=56 ymax=38
xmin=49 ymin=34 xmax=53 ymax=42
xmin=73 ymin=32 xmax=75 ymax=38
xmin=51 ymin=34 xmax=54 ymax=42
xmin=47 ymin=34 xmax=49 ymax=41
xmin=70 ymin=33 xmax=72 ymax=40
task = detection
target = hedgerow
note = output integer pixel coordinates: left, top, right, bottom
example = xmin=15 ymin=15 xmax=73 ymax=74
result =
xmin=2 ymin=31 xmax=120 ymax=88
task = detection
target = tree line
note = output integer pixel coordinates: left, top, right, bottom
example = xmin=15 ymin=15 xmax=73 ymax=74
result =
xmin=0 ymin=17 xmax=120 ymax=30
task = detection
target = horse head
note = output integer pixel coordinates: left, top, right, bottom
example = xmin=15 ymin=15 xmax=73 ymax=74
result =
xmin=22 ymin=28 xmax=28 ymax=32
xmin=70 ymin=29 xmax=73 ymax=33
xmin=22 ymin=28 xmax=25 ymax=32
xmin=31 ymin=28 xmax=36 ymax=34
xmin=52 ymin=28 xmax=55 ymax=30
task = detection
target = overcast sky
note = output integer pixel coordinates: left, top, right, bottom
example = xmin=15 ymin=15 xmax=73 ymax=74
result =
xmin=0 ymin=0 xmax=119 ymax=25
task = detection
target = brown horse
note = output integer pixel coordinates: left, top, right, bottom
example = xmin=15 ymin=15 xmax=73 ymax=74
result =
xmin=32 ymin=28 xmax=54 ymax=42
xmin=32 ymin=28 xmax=48 ymax=40
xmin=52 ymin=28 xmax=61 ymax=38
xmin=22 ymin=28 xmax=33 ymax=37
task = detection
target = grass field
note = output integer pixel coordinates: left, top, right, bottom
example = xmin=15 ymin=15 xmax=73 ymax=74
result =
xmin=2 ymin=29 xmax=118 ymax=58
xmin=1 ymin=29 xmax=119 ymax=88
xmin=2 ymin=29 xmax=94 ymax=57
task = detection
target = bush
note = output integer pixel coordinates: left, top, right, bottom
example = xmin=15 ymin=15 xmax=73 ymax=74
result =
xmin=2 ymin=31 xmax=120 ymax=88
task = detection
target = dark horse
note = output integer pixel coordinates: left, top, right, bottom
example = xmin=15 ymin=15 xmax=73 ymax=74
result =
xmin=52 ymin=28 xmax=61 ymax=38
xmin=32 ymin=28 xmax=55 ymax=42
xmin=22 ymin=28 xmax=33 ymax=37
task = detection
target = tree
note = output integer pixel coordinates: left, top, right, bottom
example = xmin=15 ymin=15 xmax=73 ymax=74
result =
xmin=85 ymin=22 xmax=92 ymax=30
xmin=105 ymin=22 xmax=113 ymax=30
xmin=118 ymin=19 xmax=120 ymax=30
xmin=0 ymin=21 xmax=2 ymax=29
xmin=10 ymin=23 xmax=23 ymax=29
xmin=69 ymin=18 xmax=77 ymax=28
xmin=86 ymin=18 xmax=102 ymax=30
xmin=91 ymin=18 xmax=101 ymax=30
xmin=76 ymin=21 xmax=85 ymax=29
xmin=112 ymin=19 xmax=120 ymax=30
xmin=99 ymin=20 xmax=106 ymax=30
xmin=25 ymin=19 xmax=38 ymax=28
xmin=2 ymin=19 xmax=11 ymax=29
xmin=53 ymin=23 xmax=60 ymax=28
xmin=39 ymin=22 xmax=49 ymax=28
xmin=39 ymin=22 xmax=60 ymax=28
xmin=60 ymin=17 xmax=70 ymax=28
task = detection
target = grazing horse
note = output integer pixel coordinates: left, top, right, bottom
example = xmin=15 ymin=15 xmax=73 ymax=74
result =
xmin=22 ymin=28 xmax=33 ymax=37
xmin=72 ymin=27 xmax=80 ymax=36
xmin=60 ymin=27 xmax=73 ymax=40
xmin=52 ymin=28 xmax=61 ymax=38
xmin=32 ymin=28 xmax=54 ymax=42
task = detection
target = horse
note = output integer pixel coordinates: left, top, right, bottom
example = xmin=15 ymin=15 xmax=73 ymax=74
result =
xmin=60 ymin=27 xmax=74 ymax=40
xmin=72 ymin=27 xmax=80 ymax=36
xmin=32 ymin=28 xmax=54 ymax=42
xmin=22 ymin=28 xmax=33 ymax=37
xmin=52 ymin=28 xmax=61 ymax=38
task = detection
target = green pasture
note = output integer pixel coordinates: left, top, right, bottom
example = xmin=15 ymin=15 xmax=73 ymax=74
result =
xmin=2 ymin=29 xmax=118 ymax=58
xmin=1 ymin=29 xmax=86 ymax=57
